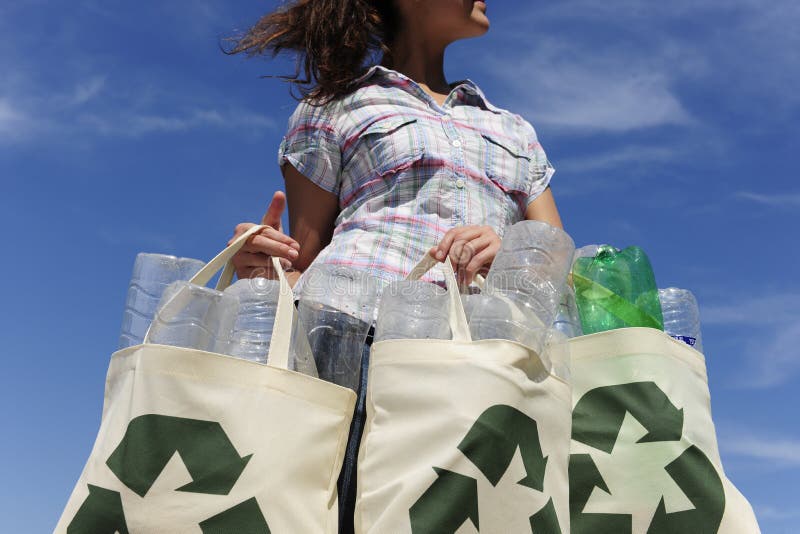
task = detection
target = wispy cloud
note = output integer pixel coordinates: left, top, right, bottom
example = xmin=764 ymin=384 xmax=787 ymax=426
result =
xmin=704 ymin=293 xmax=800 ymax=388
xmin=467 ymin=0 xmax=800 ymax=135
xmin=754 ymin=505 xmax=800 ymax=521
xmin=735 ymin=192 xmax=800 ymax=209
xmin=556 ymin=145 xmax=678 ymax=175
xmin=65 ymin=76 xmax=106 ymax=107
xmin=480 ymin=37 xmax=693 ymax=133
xmin=0 ymin=72 xmax=277 ymax=145
xmin=78 ymin=108 xmax=277 ymax=138
xmin=720 ymin=429 xmax=800 ymax=468
xmin=0 ymin=99 xmax=29 ymax=140
xmin=703 ymin=294 xmax=800 ymax=326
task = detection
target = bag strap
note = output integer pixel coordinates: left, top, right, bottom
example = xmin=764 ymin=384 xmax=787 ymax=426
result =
xmin=143 ymin=225 xmax=293 ymax=370
xmin=405 ymin=254 xmax=472 ymax=342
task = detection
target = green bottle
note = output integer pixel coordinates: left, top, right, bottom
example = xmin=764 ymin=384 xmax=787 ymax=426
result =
xmin=572 ymin=245 xmax=664 ymax=334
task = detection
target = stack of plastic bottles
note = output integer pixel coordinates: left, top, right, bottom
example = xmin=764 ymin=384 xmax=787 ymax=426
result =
xmin=117 ymin=253 xmax=318 ymax=377
xmin=121 ymin=225 xmax=707 ymax=394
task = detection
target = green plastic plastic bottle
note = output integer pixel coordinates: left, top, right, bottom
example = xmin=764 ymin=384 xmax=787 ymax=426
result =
xmin=572 ymin=245 xmax=664 ymax=334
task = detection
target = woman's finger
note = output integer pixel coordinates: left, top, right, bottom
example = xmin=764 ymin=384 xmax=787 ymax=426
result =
xmin=256 ymin=226 xmax=300 ymax=249
xmin=228 ymin=222 xmax=257 ymax=246
xmin=435 ymin=226 xmax=482 ymax=260
xmin=244 ymin=236 xmax=299 ymax=259
xmin=464 ymin=241 xmax=501 ymax=281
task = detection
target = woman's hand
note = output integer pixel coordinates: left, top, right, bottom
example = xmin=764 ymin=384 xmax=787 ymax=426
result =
xmin=430 ymin=225 xmax=502 ymax=286
xmin=229 ymin=191 xmax=301 ymax=280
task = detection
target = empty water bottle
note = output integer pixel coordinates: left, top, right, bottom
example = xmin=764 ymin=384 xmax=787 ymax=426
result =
xmin=298 ymin=265 xmax=380 ymax=390
xmin=214 ymin=277 xmax=318 ymax=375
xmin=470 ymin=221 xmax=575 ymax=352
xmin=214 ymin=278 xmax=278 ymax=363
xmin=659 ymin=288 xmax=704 ymax=352
xmin=146 ymin=281 xmax=238 ymax=351
xmin=552 ymin=284 xmax=583 ymax=338
xmin=119 ymin=253 xmax=205 ymax=349
xmin=375 ymin=280 xmax=452 ymax=342
xmin=572 ymin=245 xmax=664 ymax=334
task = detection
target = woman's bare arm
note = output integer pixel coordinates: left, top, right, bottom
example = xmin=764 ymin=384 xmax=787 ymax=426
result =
xmin=525 ymin=186 xmax=563 ymax=228
xmin=282 ymin=163 xmax=340 ymax=287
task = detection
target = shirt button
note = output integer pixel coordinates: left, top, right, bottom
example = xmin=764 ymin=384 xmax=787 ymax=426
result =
xmin=455 ymin=179 xmax=466 ymax=189
xmin=452 ymin=139 xmax=462 ymax=148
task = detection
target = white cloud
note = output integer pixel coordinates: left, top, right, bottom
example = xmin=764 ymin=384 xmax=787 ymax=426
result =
xmin=481 ymin=38 xmax=693 ymax=133
xmin=735 ymin=192 xmax=800 ymax=209
xmin=68 ymin=76 xmax=106 ymax=106
xmin=0 ymin=70 xmax=277 ymax=144
xmin=0 ymin=98 xmax=35 ymax=143
xmin=466 ymin=0 xmax=799 ymax=134
xmin=703 ymin=293 xmax=800 ymax=388
xmin=720 ymin=430 xmax=800 ymax=467
xmin=754 ymin=505 xmax=800 ymax=521
xmin=703 ymin=294 xmax=800 ymax=326
xmin=78 ymin=108 xmax=277 ymax=137
xmin=556 ymin=145 xmax=678 ymax=175
xmin=744 ymin=322 xmax=800 ymax=389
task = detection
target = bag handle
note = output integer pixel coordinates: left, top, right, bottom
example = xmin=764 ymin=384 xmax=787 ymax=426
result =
xmin=405 ymin=254 xmax=472 ymax=342
xmin=143 ymin=225 xmax=293 ymax=370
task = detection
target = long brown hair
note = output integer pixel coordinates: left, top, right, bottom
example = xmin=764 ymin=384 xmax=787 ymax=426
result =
xmin=226 ymin=0 xmax=399 ymax=104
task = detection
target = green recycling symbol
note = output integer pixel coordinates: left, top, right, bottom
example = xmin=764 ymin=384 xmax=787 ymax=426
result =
xmin=409 ymin=405 xmax=562 ymax=533
xmin=67 ymin=415 xmax=270 ymax=533
xmin=569 ymin=382 xmax=726 ymax=534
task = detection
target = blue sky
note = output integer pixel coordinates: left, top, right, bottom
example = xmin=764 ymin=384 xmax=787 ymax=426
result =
xmin=1 ymin=0 xmax=797 ymax=532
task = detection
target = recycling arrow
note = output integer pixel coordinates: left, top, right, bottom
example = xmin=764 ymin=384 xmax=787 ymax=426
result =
xmin=569 ymin=454 xmax=631 ymax=534
xmin=199 ymin=497 xmax=271 ymax=534
xmin=570 ymin=382 xmax=726 ymax=534
xmin=106 ymin=415 xmax=252 ymax=497
xmin=572 ymin=382 xmax=684 ymax=454
xmin=458 ymin=405 xmax=548 ymax=491
xmin=529 ymin=498 xmax=563 ymax=534
xmin=409 ymin=468 xmax=479 ymax=533
xmin=67 ymin=484 xmax=129 ymax=534
xmin=409 ymin=405 xmax=561 ymax=533
xmin=646 ymin=445 xmax=725 ymax=534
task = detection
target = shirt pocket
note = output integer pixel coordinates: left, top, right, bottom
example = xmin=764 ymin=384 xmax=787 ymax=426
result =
xmin=480 ymin=133 xmax=532 ymax=198
xmin=353 ymin=116 xmax=425 ymax=180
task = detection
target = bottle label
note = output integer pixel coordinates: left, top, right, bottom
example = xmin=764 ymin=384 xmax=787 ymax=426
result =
xmin=670 ymin=335 xmax=697 ymax=347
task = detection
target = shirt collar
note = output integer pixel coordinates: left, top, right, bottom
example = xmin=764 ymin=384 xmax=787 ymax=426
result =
xmin=354 ymin=64 xmax=503 ymax=113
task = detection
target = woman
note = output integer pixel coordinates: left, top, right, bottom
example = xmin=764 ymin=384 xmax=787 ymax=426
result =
xmin=227 ymin=1 xmax=563 ymax=531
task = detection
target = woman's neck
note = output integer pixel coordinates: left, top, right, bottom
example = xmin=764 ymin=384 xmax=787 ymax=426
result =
xmin=385 ymin=31 xmax=451 ymax=101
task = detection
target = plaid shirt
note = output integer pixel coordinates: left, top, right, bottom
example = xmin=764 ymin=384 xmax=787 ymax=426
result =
xmin=279 ymin=65 xmax=555 ymax=316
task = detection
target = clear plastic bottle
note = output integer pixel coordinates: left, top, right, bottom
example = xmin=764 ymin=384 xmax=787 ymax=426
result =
xmin=146 ymin=281 xmax=238 ymax=352
xmin=298 ymin=265 xmax=380 ymax=390
xmin=470 ymin=221 xmax=575 ymax=352
xmin=552 ymin=284 xmax=583 ymax=339
xmin=659 ymin=287 xmax=704 ymax=352
xmin=119 ymin=253 xmax=205 ymax=349
xmin=214 ymin=278 xmax=278 ymax=363
xmin=375 ymin=280 xmax=452 ymax=342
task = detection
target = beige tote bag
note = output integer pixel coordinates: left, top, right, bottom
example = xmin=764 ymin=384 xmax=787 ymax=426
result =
xmin=56 ymin=225 xmax=356 ymax=534
xmin=568 ymin=328 xmax=760 ymax=534
xmin=355 ymin=254 xmax=572 ymax=534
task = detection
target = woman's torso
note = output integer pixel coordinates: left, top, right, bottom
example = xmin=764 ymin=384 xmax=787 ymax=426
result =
xmin=282 ymin=66 xmax=554 ymax=318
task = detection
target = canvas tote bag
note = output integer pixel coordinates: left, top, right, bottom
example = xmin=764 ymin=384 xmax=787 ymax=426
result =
xmin=56 ymin=225 xmax=356 ymax=534
xmin=568 ymin=327 xmax=760 ymax=534
xmin=354 ymin=254 xmax=572 ymax=534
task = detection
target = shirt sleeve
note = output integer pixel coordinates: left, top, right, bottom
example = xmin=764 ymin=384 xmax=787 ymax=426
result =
xmin=521 ymin=119 xmax=556 ymax=207
xmin=278 ymin=100 xmax=343 ymax=195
